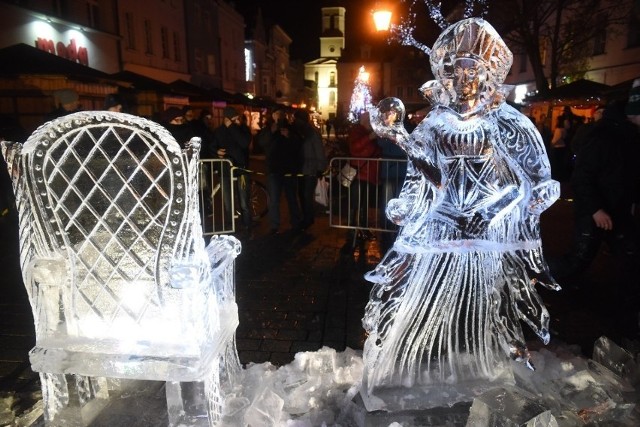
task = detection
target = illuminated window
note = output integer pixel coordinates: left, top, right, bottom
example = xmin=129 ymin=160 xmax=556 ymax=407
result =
xmin=628 ymin=11 xmax=640 ymax=47
xmin=86 ymin=0 xmax=99 ymax=28
xmin=539 ymin=38 xmax=548 ymax=67
xmin=125 ymin=13 xmax=135 ymax=50
xmin=329 ymin=90 xmax=336 ymax=106
xmin=194 ymin=48 xmax=203 ymax=73
xmin=592 ymin=17 xmax=607 ymax=55
xmin=245 ymin=48 xmax=253 ymax=81
xmin=161 ymin=27 xmax=169 ymax=59
xmin=207 ymin=54 xmax=216 ymax=75
xmin=173 ymin=32 xmax=180 ymax=62
xmin=204 ymin=11 xmax=211 ymax=35
xmin=329 ymin=72 xmax=336 ymax=86
xmin=144 ymin=20 xmax=153 ymax=55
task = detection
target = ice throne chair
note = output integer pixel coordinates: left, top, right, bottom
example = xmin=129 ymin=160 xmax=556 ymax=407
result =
xmin=1 ymin=111 xmax=242 ymax=426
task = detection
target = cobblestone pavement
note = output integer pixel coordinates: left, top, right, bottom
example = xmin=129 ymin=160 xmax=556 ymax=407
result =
xmin=1 ymin=174 xmax=638 ymax=424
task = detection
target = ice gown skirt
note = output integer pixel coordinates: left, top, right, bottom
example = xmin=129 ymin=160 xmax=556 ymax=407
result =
xmin=363 ymin=246 xmax=514 ymax=391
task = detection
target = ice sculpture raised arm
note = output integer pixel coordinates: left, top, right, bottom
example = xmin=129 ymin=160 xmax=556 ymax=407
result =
xmin=1 ymin=111 xmax=241 ymax=426
xmin=361 ymin=18 xmax=560 ymax=412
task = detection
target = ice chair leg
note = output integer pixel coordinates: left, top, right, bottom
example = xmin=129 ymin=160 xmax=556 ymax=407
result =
xmin=40 ymin=372 xmax=70 ymax=425
xmin=166 ymin=369 xmax=222 ymax=427
xmin=40 ymin=373 xmax=109 ymax=426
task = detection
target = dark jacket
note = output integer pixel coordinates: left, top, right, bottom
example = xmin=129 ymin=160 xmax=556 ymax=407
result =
xmin=258 ymin=122 xmax=301 ymax=175
xmin=294 ymin=119 xmax=327 ymax=176
xmin=165 ymin=123 xmax=196 ymax=150
xmin=571 ymin=104 xmax=640 ymax=220
xmin=211 ymin=122 xmax=251 ymax=169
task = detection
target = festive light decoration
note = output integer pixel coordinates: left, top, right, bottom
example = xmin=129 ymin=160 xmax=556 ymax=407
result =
xmin=391 ymin=0 xmax=488 ymax=54
xmin=348 ymin=66 xmax=374 ymax=123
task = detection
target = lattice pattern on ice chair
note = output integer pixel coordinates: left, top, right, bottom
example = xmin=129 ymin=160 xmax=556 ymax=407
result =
xmin=25 ymin=112 xmax=210 ymax=342
xmin=2 ymin=111 xmax=241 ymax=426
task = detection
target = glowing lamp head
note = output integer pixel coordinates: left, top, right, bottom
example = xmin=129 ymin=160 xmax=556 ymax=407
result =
xmin=372 ymin=5 xmax=392 ymax=32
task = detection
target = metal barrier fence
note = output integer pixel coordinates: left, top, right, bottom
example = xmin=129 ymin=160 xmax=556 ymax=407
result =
xmin=199 ymin=158 xmax=270 ymax=237
xmin=328 ymin=157 xmax=408 ymax=233
xmin=199 ymin=158 xmax=236 ymax=236
xmin=198 ymin=157 xmax=407 ymax=238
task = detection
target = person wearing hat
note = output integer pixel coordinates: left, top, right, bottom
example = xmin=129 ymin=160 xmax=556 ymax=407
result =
xmin=552 ymin=97 xmax=640 ymax=340
xmin=104 ymin=94 xmax=124 ymax=112
xmin=45 ymin=88 xmax=81 ymax=121
xmin=211 ymin=106 xmax=252 ymax=237
xmin=160 ymin=106 xmax=195 ymax=149
xmin=626 ymin=78 xmax=640 ymax=127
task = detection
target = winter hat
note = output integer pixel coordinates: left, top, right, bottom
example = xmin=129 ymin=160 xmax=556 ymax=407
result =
xmin=162 ymin=107 xmax=183 ymax=123
xmin=103 ymin=94 xmax=123 ymax=110
xmin=625 ymin=79 xmax=640 ymax=116
xmin=223 ymin=106 xmax=239 ymax=120
xmin=56 ymin=89 xmax=78 ymax=105
xmin=294 ymin=109 xmax=310 ymax=122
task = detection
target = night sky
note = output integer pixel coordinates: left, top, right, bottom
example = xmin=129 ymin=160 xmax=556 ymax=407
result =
xmin=234 ymin=0 xmax=390 ymax=62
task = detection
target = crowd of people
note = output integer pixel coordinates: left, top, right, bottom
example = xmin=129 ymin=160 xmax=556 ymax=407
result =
xmin=157 ymin=103 xmax=329 ymax=239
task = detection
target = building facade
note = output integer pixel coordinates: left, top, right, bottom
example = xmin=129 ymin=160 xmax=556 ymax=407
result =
xmin=305 ymin=7 xmax=345 ymax=121
xmin=505 ymin=0 xmax=640 ymax=103
xmin=0 ymin=0 xmax=120 ymax=73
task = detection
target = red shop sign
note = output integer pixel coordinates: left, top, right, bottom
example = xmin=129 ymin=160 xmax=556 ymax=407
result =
xmin=35 ymin=37 xmax=89 ymax=66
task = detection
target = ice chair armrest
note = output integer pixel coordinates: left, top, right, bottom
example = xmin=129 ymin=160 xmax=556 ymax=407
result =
xmin=28 ymin=256 xmax=68 ymax=287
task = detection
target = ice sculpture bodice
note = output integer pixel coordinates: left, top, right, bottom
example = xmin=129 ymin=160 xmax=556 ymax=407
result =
xmin=432 ymin=111 xmax=507 ymax=225
xmin=390 ymin=104 xmax=556 ymax=253
xmin=359 ymin=17 xmax=560 ymax=412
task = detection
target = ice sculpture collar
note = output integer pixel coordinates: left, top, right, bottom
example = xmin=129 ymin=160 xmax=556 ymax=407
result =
xmin=423 ymin=18 xmax=514 ymax=118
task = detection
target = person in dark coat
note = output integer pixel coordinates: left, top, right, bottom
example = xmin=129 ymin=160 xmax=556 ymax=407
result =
xmin=45 ymin=89 xmax=81 ymax=121
xmin=160 ymin=106 xmax=195 ymax=149
xmin=292 ymin=109 xmax=327 ymax=231
xmin=554 ymin=100 xmax=640 ymax=339
xmin=258 ymin=108 xmax=302 ymax=234
xmin=104 ymin=94 xmax=125 ymax=112
xmin=211 ymin=106 xmax=252 ymax=235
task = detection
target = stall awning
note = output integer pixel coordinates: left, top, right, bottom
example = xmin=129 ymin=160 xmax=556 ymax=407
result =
xmin=0 ymin=43 xmax=115 ymax=82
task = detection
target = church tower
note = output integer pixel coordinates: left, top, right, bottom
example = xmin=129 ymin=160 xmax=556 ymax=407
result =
xmin=320 ymin=7 xmax=346 ymax=59
xmin=304 ymin=6 xmax=346 ymax=121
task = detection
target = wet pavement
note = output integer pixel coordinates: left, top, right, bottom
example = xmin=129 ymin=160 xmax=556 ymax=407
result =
xmin=0 ymin=163 xmax=638 ymax=424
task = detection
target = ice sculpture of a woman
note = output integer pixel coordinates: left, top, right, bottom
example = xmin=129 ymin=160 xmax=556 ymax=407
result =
xmin=361 ymin=18 xmax=560 ymax=411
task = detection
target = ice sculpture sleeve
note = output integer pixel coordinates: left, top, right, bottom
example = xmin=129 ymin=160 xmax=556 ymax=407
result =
xmin=369 ymin=101 xmax=441 ymax=187
xmin=495 ymin=105 xmax=559 ymax=214
xmin=386 ymin=161 xmax=436 ymax=226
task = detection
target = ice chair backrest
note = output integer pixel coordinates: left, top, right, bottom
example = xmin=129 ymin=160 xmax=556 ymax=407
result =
xmin=14 ymin=111 xmax=204 ymax=341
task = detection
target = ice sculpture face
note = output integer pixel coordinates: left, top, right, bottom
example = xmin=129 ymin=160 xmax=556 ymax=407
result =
xmin=451 ymin=57 xmax=485 ymax=101
xmin=1 ymin=111 xmax=241 ymax=426
xmin=362 ymin=18 xmax=560 ymax=412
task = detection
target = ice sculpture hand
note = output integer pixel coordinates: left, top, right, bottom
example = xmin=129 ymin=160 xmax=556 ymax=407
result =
xmin=368 ymin=98 xmax=410 ymax=147
xmin=370 ymin=98 xmax=442 ymax=187
xmin=386 ymin=198 xmax=411 ymax=225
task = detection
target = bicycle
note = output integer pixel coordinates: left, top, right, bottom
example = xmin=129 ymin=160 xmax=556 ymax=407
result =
xmin=249 ymin=179 xmax=269 ymax=220
xmin=207 ymin=175 xmax=269 ymax=220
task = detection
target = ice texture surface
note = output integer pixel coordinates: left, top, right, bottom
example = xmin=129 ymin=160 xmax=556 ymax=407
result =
xmin=1 ymin=111 xmax=241 ymax=426
xmin=465 ymin=386 xmax=558 ymax=427
xmin=361 ymin=18 xmax=560 ymax=411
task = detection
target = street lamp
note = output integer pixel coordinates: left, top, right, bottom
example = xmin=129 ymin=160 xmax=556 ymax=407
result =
xmin=372 ymin=3 xmax=392 ymax=101
xmin=372 ymin=4 xmax=392 ymax=32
